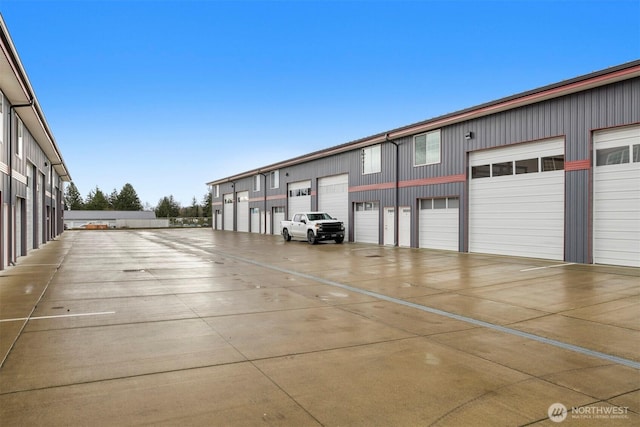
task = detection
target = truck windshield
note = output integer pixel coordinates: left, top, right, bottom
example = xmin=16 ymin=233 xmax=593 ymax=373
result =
xmin=307 ymin=213 xmax=333 ymax=220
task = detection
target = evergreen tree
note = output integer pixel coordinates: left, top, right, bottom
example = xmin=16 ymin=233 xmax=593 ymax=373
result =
xmin=202 ymin=191 xmax=212 ymax=218
xmin=64 ymin=182 xmax=84 ymax=210
xmin=155 ymin=195 xmax=180 ymax=218
xmin=108 ymin=189 xmax=118 ymax=210
xmin=189 ymin=196 xmax=200 ymax=217
xmin=85 ymin=187 xmax=110 ymax=210
xmin=115 ymin=183 xmax=143 ymax=211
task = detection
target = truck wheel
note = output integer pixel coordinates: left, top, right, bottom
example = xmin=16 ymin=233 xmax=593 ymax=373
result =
xmin=335 ymin=237 xmax=344 ymax=244
xmin=307 ymin=230 xmax=317 ymax=245
xmin=283 ymin=229 xmax=291 ymax=241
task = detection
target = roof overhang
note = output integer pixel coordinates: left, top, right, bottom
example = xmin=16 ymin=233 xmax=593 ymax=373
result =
xmin=0 ymin=15 xmax=71 ymax=181
xmin=207 ymin=59 xmax=640 ymax=186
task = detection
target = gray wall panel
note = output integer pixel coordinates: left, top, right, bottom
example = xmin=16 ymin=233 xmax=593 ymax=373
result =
xmin=209 ymin=77 xmax=639 ymax=262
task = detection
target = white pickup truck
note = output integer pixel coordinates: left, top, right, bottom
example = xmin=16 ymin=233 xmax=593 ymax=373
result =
xmin=281 ymin=212 xmax=345 ymax=244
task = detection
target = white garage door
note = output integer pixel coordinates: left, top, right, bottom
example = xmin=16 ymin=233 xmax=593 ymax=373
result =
xmin=419 ymin=198 xmax=459 ymax=251
xmin=469 ymin=138 xmax=565 ymax=260
xmin=318 ymin=174 xmax=349 ymax=238
xmin=593 ymin=125 xmax=640 ymax=267
xmin=223 ymin=194 xmax=234 ymax=230
xmin=288 ymin=180 xmax=311 ymax=219
xmin=236 ymin=191 xmax=249 ymax=232
xmin=354 ymin=201 xmax=379 ymax=244
xmin=273 ymin=206 xmax=285 ymax=235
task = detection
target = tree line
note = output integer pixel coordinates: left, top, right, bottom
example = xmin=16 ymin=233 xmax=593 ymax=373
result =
xmin=64 ymin=182 xmax=212 ymax=218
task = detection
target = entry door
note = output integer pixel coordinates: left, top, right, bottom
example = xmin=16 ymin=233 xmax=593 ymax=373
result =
xmin=273 ymin=206 xmax=285 ymax=234
xmin=383 ymin=207 xmax=395 ymax=246
xmin=250 ymin=207 xmax=260 ymax=233
xmin=236 ymin=191 xmax=249 ymax=232
xmin=398 ymin=207 xmax=411 ymax=248
xmin=223 ymin=194 xmax=234 ymax=230
xmin=215 ymin=210 xmax=222 ymax=230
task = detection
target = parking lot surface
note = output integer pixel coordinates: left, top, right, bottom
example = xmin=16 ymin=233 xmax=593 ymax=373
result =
xmin=0 ymin=229 xmax=638 ymax=426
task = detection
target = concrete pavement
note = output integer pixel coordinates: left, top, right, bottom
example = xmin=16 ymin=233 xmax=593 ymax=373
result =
xmin=0 ymin=229 xmax=638 ymax=426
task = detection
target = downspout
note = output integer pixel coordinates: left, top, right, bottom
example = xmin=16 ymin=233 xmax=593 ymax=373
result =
xmin=8 ymin=99 xmax=33 ymax=266
xmin=386 ymin=133 xmax=400 ymax=247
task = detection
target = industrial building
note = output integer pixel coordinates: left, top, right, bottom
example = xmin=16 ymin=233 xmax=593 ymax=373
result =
xmin=63 ymin=210 xmax=166 ymax=230
xmin=207 ymin=60 xmax=640 ymax=268
xmin=0 ymin=16 xmax=71 ymax=269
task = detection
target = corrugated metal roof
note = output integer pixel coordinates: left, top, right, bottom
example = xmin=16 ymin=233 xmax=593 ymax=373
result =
xmin=63 ymin=211 xmax=156 ymax=220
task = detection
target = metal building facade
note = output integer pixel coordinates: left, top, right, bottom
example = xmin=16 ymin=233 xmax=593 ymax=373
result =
xmin=0 ymin=17 xmax=71 ymax=269
xmin=208 ymin=61 xmax=640 ymax=267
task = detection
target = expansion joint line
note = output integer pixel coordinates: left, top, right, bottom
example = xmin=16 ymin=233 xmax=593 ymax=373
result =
xmin=207 ymin=247 xmax=640 ymax=371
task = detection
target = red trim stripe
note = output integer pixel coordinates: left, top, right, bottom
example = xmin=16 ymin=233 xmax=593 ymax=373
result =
xmin=349 ymin=182 xmax=396 ymax=193
xmin=349 ymin=174 xmax=466 ymax=193
xmin=565 ymin=159 xmax=591 ymax=171
xmin=398 ymin=174 xmax=466 ymax=188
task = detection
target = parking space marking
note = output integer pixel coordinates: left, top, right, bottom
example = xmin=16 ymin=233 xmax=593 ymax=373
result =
xmin=520 ymin=263 xmax=576 ymax=272
xmin=0 ymin=311 xmax=116 ymax=323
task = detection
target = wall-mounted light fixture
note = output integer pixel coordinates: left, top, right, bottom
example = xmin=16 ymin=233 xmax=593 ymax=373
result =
xmin=285 ymin=172 xmax=289 ymax=177
xmin=44 ymin=161 xmax=48 ymax=167
xmin=464 ymin=131 xmax=474 ymax=140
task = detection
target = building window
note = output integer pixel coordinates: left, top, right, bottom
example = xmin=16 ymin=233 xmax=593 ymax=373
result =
xmin=542 ymin=155 xmax=564 ymax=171
xmin=362 ymin=144 xmax=381 ymax=174
xmin=596 ymin=146 xmax=629 ymax=166
xmin=270 ymin=170 xmax=279 ymax=189
xmin=213 ymin=185 xmax=219 ymax=198
xmin=515 ymin=158 xmax=539 ymax=174
xmin=414 ymin=130 xmax=441 ymax=166
xmin=17 ymin=118 xmax=23 ymax=158
xmin=254 ymin=175 xmax=261 ymax=192
xmin=471 ymin=164 xmax=490 ymax=178
xmin=492 ymin=161 xmax=513 ymax=176
xmin=289 ymin=187 xmax=311 ymax=197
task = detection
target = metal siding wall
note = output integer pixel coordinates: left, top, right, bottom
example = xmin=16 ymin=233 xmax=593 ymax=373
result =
xmin=565 ymin=170 xmax=589 ymax=263
xmin=209 ymin=78 xmax=639 ymax=261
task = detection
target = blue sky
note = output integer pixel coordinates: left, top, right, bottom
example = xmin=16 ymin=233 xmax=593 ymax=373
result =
xmin=0 ymin=0 xmax=638 ymax=208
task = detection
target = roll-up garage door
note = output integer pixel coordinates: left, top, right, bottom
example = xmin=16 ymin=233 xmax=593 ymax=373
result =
xmin=223 ymin=194 xmax=234 ymax=231
xmin=469 ymin=138 xmax=565 ymax=260
xmin=318 ymin=174 xmax=349 ymax=237
xmin=236 ymin=191 xmax=249 ymax=232
xmin=354 ymin=201 xmax=379 ymax=244
xmin=419 ymin=197 xmax=459 ymax=251
xmin=593 ymin=125 xmax=640 ymax=267
xmin=288 ymin=180 xmax=311 ymax=219
xmin=273 ymin=206 xmax=285 ymax=234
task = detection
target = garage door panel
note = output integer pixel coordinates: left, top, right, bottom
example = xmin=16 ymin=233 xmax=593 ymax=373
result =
xmin=469 ymin=138 xmax=565 ymax=261
xmin=319 ymin=174 xmax=349 ymax=238
xmin=419 ymin=197 xmax=459 ymax=251
xmin=354 ymin=203 xmax=379 ymax=244
xmin=594 ymin=125 xmax=640 ymax=267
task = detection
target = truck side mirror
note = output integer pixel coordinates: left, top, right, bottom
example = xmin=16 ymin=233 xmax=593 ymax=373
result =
xmin=301 ymin=219 xmax=306 ymax=224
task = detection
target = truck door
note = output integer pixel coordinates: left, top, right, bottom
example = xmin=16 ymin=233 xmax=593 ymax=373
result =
xmin=292 ymin=214 xmax=306 ymax=238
